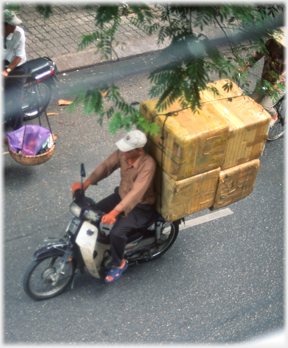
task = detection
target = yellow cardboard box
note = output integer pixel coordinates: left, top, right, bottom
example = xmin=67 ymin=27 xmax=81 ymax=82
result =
xmin=155 ymin=166 xmax=220 ymax=222
xmin=140 ymin=99 xmax=229 ymax=180
xmin=202 ymin=80 xmax=270 ymax=169
xmin=211 ymin=158 xmax=260 ymax=210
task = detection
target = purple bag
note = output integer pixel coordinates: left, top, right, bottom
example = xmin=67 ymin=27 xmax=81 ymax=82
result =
xmin=7 ymin=125 xmax=51 ymax=156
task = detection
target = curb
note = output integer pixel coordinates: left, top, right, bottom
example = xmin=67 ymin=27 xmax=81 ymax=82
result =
xmin=52 ymin=35 xmax=170 ymax=73
xmin=53 ymin=48 xmax=166 ymax=75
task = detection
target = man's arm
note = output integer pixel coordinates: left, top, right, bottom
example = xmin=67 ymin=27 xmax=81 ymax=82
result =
xmin=102 ymin=159 xmax=156 ymax=224
xmin=71 ymin=150 xmax=120 ymax=195
xmin=87 ymin=150 xmax=120 ymax=185
xmin=115 ymin=158 xmax=156 ymax=216
xmin=2 ymin=57 xmax=22 ymax=76
xmin=3 ymin=29 xmax=26 ymax=76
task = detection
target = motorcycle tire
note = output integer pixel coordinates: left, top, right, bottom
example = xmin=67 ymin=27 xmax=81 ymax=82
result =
xmin=23 ymin=255 xmax=76 ymax=301
xmin=137 ymin=221 xmax=179 ymax=263
xmin=22 ymin=81 xmax=52 ymax=121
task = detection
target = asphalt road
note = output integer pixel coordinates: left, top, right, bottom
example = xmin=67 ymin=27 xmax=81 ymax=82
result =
xmin=2 ymin=57 xmax=285 ymax=344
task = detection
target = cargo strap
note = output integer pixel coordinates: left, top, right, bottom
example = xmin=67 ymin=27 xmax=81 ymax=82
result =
xmin=160 ymin=116 xmax=168 ymax=212
xmin=157 ymin=111 xmax=179 ymax=213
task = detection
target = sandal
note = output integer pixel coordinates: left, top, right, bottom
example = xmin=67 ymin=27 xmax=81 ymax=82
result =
xmin=105 ymin=260 xmax=128 ymax=283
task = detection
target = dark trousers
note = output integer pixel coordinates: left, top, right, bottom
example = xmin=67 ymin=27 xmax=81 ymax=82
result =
xmin=95 ymin=188 xmax=155 ymax=267
xmin=4 ymin=63 xmax=27 ymax=130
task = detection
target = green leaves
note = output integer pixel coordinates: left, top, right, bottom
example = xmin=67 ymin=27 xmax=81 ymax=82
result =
xmin=67 ymin=89 xmax=104 ymax=125
xmin=148 ymin=35 xmax=211 ymax=113
xmin=95 ymin=5 xmax=119 ymax=29
xmin=4 ymin=4 xmax=21 ymax=13
xmin=254 ymin=78 xmax=285 ymax=104
xmin=72 ymin=4 xmax=284 ymax=134
xmin=67 ymin=85 xmax=158 ymax=135
xmin=35 ymin=5 xmax=53 ymax=18
xmin=78 ymin=5 xmax=122 ymax=61
xmin=8 ymin=3 xmax=285 ymax=136
xmin=222 ymin=81 xmax=234 ymax=93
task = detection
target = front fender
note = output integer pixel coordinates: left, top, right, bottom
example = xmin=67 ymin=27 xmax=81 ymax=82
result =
xmin=33 ymin=242 xmax=71 ymax=261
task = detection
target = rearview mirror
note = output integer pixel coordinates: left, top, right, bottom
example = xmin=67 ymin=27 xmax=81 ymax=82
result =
xmin=81 ymin=163 xmax=86 ymax=178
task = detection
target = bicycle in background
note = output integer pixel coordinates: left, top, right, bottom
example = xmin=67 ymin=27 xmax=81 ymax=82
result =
xmin=267 ymin=94 xmax=285 ymax=141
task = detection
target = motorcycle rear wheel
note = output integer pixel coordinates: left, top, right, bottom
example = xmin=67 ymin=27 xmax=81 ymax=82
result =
xmin=138 ymin=221 xmax=179 ymax=262
xmin=23 ymin=81 xmax=52 ymax=121
xmin=23 ymin=255 xmax=76 ymax=300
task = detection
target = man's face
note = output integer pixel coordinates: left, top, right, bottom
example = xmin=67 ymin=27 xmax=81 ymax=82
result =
xmin=123 ymin=148 xmax=143 ymax=160
xmin=4 ymin=23 xmax=16 ymax=36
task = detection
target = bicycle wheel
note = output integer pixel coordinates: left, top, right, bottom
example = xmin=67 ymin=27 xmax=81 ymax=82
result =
xmin=23 ymin=82 xmax=52 ymax=121
xmin=268 ymin=95 xmax=285 ymax=141
xmin=267 ymin=117 xmax=285 ymax=141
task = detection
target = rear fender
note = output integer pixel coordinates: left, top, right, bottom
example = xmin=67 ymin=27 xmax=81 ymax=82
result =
xmin=38 ymin=75 xmax=58 ymax=88
xmin=33 ymin=242 xmax=71 ymax=261
xmin=47 ymin=74 xmax=58 ymax=85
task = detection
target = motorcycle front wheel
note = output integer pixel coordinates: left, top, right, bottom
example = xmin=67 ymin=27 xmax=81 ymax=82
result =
xmin=23 ymin=81 xmax=52 ymax=121
xmin=23 ymin=255 xmax=76 ymax=301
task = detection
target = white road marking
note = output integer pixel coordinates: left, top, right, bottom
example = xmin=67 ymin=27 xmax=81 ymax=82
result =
xmin=179 ymin=208 xmax=234 ymax=230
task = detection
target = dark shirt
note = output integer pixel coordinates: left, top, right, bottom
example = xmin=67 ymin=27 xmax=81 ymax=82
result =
xmin=251 ymin=38 xmax=285 ymax=84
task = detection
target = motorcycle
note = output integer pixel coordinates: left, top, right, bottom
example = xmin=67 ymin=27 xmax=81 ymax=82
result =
xmin=4 ymin=56 xmax=58 ymax=128
xmin=22 ymin=56 xmax=58 ymax=121
xmin=23 ymin=164 xmax=181 ymax=301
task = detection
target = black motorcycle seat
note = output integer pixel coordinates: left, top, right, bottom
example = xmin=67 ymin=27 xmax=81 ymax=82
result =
xmin=25 ymin=57 xmax=52 ymax=77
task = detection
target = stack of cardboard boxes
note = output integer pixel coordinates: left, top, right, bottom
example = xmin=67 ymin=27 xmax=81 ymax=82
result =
xmin=140 ymin=79 xmax=271 ymax=222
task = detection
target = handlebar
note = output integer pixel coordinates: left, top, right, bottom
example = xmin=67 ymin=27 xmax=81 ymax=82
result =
xmin=73 ymin=188 xmax=85 ymax=201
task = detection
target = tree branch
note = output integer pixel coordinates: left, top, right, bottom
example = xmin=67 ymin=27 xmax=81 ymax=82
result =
xmin=213 ymin=15 xmax=239 ymax=61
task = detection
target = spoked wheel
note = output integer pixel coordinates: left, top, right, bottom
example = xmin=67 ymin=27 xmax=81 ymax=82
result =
xmin=23 ymin=255 xmax=76 ymax=300
xmin=145 ymin=221 xmax=179 ymax=261
xmin=23 ymin=82 xmax=52 ymax=121
xmin=267 ymin=117 xmax=285 ymax=141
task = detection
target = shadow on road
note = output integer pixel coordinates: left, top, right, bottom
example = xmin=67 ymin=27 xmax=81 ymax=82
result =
xmin=4 ymin=164 xmax=35 ymax=187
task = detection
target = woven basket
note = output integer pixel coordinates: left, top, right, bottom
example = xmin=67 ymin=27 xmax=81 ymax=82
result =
xmin=8 ymin=143 xmax=56 ymax=166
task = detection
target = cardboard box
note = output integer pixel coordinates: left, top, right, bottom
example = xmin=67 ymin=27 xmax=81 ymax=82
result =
xmin=201 ymin=80 xmax=271 ymax=169
xmin=140 ymin=99 xmax=229 ymax=180
xmin=211 ymin=158 xmax=260 ymax=210
xmin=155 ymin=166 xmax=220 ymax=222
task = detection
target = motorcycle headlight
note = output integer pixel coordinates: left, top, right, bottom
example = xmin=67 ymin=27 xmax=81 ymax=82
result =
xmin=69 ymin=202 xmax=81 ymax=217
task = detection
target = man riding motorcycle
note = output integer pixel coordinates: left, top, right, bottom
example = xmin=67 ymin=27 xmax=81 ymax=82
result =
xmin=71 ymin=130 xmax=157 ymax=283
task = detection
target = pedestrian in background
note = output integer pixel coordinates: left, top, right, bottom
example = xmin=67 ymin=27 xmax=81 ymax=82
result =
xmin=240 ymin=27 xmax=286 ymax=127
xmin=3 ymin=9 xmax=27 ymax=130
